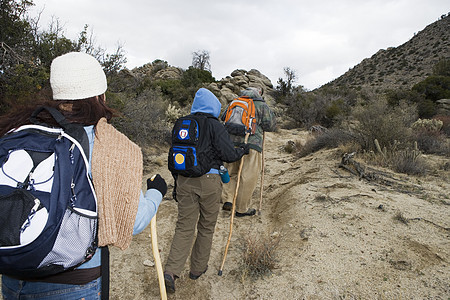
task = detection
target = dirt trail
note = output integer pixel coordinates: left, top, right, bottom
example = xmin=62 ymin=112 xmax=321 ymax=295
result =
xmin=110 ymin=128 xmax=449 ymax=299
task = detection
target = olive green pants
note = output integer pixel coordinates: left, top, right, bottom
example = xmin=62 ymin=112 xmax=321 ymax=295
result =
xmin=165 ymin=174 xmax=222 ymax=277
xmin=222 ymin=149 xmax=261 ymax=214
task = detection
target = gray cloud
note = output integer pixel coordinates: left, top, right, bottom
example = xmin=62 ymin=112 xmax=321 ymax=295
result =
xmin=30 ymin=0 xmax=449 ymax=90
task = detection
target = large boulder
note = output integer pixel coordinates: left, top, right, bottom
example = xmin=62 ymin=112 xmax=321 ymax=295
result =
xmin=218 ymin=87 xmax=236 ymax=106
xmin=436 ymin=99 xmax=450 ymax=115
xmin=208 ymin=69 xmax=276 ymax=106
xmin=153 ymin=67 xmax=183 ymax=80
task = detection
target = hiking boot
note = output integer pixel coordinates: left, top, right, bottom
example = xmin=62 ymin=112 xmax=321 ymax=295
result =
xmin=189 ymin=266 xmax=208 ymax=280
xmin=235 ymin=208 xmax=256 ymax=217
xmin=222 ymin=202 xmax=232 ymax=211
xmin=164 ymin=272 xmax=176 ymax=293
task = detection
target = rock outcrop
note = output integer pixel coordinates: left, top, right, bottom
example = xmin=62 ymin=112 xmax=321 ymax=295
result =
xmin=436 ymin=99 xmax=450 ymax=115
xmin=207 ymin=69 xmax=275 ymax=106
xmin=153 ymin=67 xmax=183 ymax=80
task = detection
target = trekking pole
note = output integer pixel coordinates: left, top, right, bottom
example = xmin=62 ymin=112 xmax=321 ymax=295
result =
xmin=218 ymin=133 xmax=249 ymax=276
xmin=258 ymin=132 xmax=265 ymax=216
xmin=149 ymin=175 xmax=167 ymax=300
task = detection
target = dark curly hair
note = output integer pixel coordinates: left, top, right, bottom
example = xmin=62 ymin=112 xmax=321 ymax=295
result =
xmin=0 ymin=94 xmax=116 ymax=136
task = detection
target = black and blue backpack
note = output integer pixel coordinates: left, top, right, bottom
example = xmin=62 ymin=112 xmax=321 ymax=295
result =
xmin=0 ymin=106 xmax=98 ymax=279
xmin=168 ymin=113 xmax=213 ymax=177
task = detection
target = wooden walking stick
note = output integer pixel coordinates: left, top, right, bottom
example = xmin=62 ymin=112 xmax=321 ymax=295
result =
xmin=258 ymin=132 xmax=265 ymax=215
xmin=149 ymin=175 xmax=167 ymax=300
xmin=218 ymin=133 xmax=249 ymax=276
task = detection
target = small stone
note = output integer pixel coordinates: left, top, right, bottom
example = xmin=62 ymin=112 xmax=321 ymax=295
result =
xmin=143 ymin=259 xmax=155 ymax=267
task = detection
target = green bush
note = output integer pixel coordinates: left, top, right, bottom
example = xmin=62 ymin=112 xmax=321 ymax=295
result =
xmin=351 ymin=98 xmax=417 ymax=151
xmin=412 ymin=76 xmax=450 ymax=102
xmin=111 ymin=88 xmax=171 ymax=146
xmin=325 ymin=99 xmax=345 ymax=126
xmin=432 ymin=58 xmax=450 ymax=76
xmin=283 ymin=87 xmax=356 ymax=128
xmin=384 ymin=89 xmax=424 ymax=107
xmin=297 ymin=128 xmax=356 ymax=157
xmin=416 ymin=99 xmax=437 ymax=118
xmin=149 ymin=67 xmax=216 ymax=107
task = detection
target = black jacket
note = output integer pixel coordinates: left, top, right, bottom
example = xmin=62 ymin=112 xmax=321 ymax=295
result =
xmin=198 ymin=113 xmax=245 ymax=170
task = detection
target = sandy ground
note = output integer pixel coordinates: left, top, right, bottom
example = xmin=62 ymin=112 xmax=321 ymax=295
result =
xmin=1 ymin=128 xmax=447 ymax=299
xmin=108 ymin=128 xmax=449 ymax=300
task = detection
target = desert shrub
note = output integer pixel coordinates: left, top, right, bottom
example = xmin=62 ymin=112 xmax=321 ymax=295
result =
xmin=297 ymin=128 xmax=356 ymax=157
xmin=324 ymin=99 xmax=346 ymax=127
xmin=411 ymin=118 xmax=443 ymax=132
xmin=394 ymin=211 xmax=409 ymax=224
xmin=416 ymin=99 xmax=437 ymax=118
xmin=391 ymin=148 xmax=429 ymax=175
xmin=372 ymin=139 xmax=430 ymax=175
xmin=282 ymin=140 xmax=297 ymax=153
xmin=434 ymin=115 xmax=450 ymax=136
xmin=165 ymin=103 xmax=183 ymax=124
xmin=152 ymin=79 xmax=190 ymax=105
xmin=412 ymin=76 xmax=450 ymax=102
xmin=240 ymin=233 xmax=280 ymax=281
xmin=149 ymin=67 xmax=216 ymax=107
xmin=411 ymin=118 xmax=449 ymax=155
xmin=432 ymin=58 xmax=450 ymax=76
xmin=181 ymin=66 xmax=215 ymax=87
xmin=149 ymin=59 xmax=169 ymax=76
xmin=351 ymin=98 xmax=417 ymax=151
xmin=112 ymin=88 xmax=171 ymax=146
xmin=414 ymin=130 xmax=450 ymax=156
xmin=284 ymin=92 xmax=327 ymax=128
xmin=282 ymin=87 xmax=357 ymax=128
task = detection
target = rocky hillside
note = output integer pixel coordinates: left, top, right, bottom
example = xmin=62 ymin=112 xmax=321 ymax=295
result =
xmin=120 ymin=14 xmax=449 ymax=102
xmin=325 ymin=13 xmax=450 ymax=91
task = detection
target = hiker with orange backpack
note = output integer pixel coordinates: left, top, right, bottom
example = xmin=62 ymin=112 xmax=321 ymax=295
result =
xmin=221 ymin=87 xmax=277 ymax=217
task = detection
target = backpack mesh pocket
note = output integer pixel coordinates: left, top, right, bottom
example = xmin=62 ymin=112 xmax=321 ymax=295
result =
xmin=0 ymin=189 xmax=37 ymax=246
xmin=39 ymin=208 xmax=97 ymax=269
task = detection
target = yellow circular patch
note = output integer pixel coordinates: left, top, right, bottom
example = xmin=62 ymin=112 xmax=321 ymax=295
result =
xmin=175 ymin=153 xmax=185 ymax=164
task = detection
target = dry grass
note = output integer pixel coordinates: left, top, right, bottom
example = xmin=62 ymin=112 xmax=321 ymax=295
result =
xmin=391 ymin=149 xmax=429 ymax=175
xmin=394 ymin=211 xmax=409 ymax=225
xmin=239 ymin=233 xmax=280 ymax=281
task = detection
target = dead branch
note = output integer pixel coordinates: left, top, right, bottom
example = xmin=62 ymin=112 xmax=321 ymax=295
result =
xmin=338 ymin=152 xmax=378 ymax=181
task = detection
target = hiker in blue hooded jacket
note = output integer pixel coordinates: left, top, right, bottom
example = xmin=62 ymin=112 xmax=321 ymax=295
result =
xmin=164 ymin=88 xmax=249 ymax=293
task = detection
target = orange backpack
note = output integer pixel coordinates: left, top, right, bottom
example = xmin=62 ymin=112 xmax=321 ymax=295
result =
xmin=223 ymin=96 xmax=256 ymax=136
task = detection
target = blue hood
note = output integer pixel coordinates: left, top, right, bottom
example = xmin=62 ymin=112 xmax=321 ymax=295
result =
xmin=190 ymin=88 xmax=221 ymax=118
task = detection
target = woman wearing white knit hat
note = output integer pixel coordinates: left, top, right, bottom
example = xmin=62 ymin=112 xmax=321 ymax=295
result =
xmin=0 ymin=52 xmax=167 ymax=299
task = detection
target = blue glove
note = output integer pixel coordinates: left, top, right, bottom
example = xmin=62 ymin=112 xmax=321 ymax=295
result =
xmin=147 ymin=174 xmax=167 ymax=197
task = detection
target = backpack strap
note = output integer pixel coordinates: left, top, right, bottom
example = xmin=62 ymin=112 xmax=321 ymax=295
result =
xmin=101 ymin=246 xmax=110 ymax=300
xmin=30 ymin=106 xmax=71 ymax=128
xmin=30 ymin=106 xmax=90 ymax=158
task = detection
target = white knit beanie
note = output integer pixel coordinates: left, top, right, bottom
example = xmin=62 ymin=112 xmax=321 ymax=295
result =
xmin=50 ymin=52 xmax=107 ymax=100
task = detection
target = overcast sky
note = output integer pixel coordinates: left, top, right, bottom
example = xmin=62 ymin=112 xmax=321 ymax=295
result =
xmin=30 ymin=0 xmax=449 ymax=90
